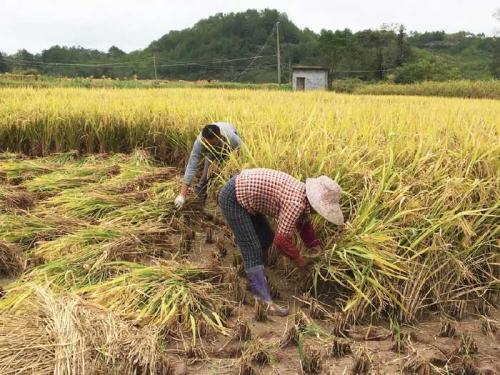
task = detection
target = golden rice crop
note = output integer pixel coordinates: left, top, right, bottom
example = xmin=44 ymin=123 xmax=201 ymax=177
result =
xmin=0 ymin=87 xmax=498 ymax=323
xmin=352 ymin=80 xmax=500 ymax=99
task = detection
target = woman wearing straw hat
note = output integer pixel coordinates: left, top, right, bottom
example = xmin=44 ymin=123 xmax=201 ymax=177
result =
xmin=218 ymin=168 xmax=344 ymax=316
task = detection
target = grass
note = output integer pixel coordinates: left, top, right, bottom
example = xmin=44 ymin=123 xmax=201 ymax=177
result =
xmin=2 ymin=74 xmax=498 ymax=99
xmin=332 ymin=79 xmax=500 ymax=99
xmin=0 ymin=73 xmax=290 ymax=90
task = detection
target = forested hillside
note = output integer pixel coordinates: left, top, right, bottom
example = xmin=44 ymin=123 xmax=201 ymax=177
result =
xmin=1 ymin=9 xmax=498 ymax=82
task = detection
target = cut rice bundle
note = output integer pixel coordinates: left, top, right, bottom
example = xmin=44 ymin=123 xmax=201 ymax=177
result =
xmin=77 ymin=262 xmax=231 ymax=338
xmin=0 ymin=285 xmax=171 ymax=375
xmin=0 ymin=213 xmax=86 ymax=247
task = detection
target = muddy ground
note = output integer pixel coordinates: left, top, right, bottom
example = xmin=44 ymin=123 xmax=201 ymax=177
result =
xmin=166 ymin=203 xmax=500 ymax=375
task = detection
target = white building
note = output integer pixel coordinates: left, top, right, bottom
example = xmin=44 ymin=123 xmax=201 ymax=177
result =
xmin=292 ymin=66 xmax=330 ymax=91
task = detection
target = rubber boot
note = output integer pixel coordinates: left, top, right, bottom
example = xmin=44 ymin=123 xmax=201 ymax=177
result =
xmin=246 ymin=265 xmax=288 ymax=317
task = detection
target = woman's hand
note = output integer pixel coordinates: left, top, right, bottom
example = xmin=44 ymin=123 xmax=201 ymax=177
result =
xmin=174 ymin=194 xmax=186 ymax=209
xmin=305 ymin=245 xmax=322 ymax=259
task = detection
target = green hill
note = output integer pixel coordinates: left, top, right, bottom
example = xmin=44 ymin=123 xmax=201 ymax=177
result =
xmin=1 ymin=9 xmax=497 ymax=82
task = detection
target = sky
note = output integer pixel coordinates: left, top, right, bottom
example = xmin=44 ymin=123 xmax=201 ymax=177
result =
xmin=1 ymin=0 xmax=499 ymax=54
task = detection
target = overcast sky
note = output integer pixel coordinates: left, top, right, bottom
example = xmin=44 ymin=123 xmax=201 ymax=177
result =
xmin=1 ymin=0 xmax=499 ymax=54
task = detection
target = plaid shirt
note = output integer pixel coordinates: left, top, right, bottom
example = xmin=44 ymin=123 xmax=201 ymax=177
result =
xmin=235 ymin=168 xmax=310 ymax=236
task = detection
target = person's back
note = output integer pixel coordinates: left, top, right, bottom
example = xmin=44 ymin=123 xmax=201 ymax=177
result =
xmin=174 ymin=122 xmax=242 ymax=209
xmin=235 ymin=168 xmax=308 ymax=230
xmin=208 ymin=122 xmax=241 ymax=151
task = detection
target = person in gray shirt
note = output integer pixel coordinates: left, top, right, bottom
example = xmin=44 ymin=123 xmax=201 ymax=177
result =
xmin=174 ymin=122 xmax=242 ymax=209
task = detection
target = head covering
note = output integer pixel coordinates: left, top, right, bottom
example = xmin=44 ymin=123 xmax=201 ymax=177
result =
xmin=305 ymin=176 xmax=344 ymax=225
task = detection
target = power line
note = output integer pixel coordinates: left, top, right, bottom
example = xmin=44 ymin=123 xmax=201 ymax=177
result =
xmin=332 ymin=67 xmax=397 ymax=73
xmin=156 ymin=54 xmax=276 ymax=66
xmin=232 ymin=24 xmax=277 ymax=81
xmin=5 ymin=53 xmax=399 ymax=78
xmin=4 ymin=56 xmax=149 ymax=67
xmin=4 ymin=54 xmax=277 ymax=70
xmin=156 ymin=55 xmax=275 ymax=69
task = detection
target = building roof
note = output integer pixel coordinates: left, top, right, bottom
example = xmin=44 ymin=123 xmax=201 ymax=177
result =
xmin=292 ymin=65 xmax=330 ymax=71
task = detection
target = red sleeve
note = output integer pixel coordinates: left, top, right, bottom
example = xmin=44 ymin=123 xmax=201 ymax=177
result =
xmin=296 ymin=219 xmax=321 ymax=248
xmin=273 ymin=233 xmax=305 ymax=267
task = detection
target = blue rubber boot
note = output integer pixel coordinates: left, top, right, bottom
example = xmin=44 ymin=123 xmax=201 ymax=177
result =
xmin=246 ymin=265 xmax=288 ymax=317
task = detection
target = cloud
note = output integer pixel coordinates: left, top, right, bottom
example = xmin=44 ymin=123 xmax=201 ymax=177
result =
xmin=1 ymin=0 xmax=498 ymax=54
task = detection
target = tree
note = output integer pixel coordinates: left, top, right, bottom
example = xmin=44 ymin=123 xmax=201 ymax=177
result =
xmin=393 ymin=57 xmax=460 ymax=83
xmin=0 ymin=52 xmax=9 ymax=73
xmin=108 ymin=46 xmax=126 ymax=59
xmin=318 ymin=29 xmax=352 ymax=71
xmin=12 ymin=49 xmax=35 ymax=70
xmin=396 ymin=25 xmax=411 ymax=66
xmin=1 ymin=9 xmax=495 ymax=81
xmin=355 ymin=29 xmax=396 ymax=80
xmin=492 ymin=9 xmax=500 ymax=78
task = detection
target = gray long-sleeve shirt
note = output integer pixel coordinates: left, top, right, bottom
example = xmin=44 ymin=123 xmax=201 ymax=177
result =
xmin=183 ymin=122 xmax=242 ymax=185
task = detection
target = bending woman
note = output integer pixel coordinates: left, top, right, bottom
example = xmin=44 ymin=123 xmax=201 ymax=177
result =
xmin=218 ymin=168 xmax=344 ymax=316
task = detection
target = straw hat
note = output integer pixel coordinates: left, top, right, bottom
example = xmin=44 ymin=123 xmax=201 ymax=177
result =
xmin=305 ymin=176 xmax=344 ymax=225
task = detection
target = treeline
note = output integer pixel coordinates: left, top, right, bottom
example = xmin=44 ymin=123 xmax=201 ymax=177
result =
xmin=1 ymin=9 xmax=498 ymax=83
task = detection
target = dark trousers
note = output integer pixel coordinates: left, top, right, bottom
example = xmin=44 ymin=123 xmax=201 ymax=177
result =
xmin=218 ymin=175 xmax=274 ymax=269
xmin=196 ymin=152 xmax=229 ymax=205
xmin=195 ymin=159 xmax=210 ymax=204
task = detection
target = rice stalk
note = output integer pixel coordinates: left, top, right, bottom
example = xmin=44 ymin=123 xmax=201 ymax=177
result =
xmin=0 ymin=285 xmax=171 ymax=375
xmin=76 ymin=261 xmax=230 ymax=337
xmin=0 ymin=240 xmax=25 ymax=277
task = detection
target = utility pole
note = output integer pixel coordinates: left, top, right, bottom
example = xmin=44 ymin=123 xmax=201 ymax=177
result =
xmin=276 ymin=21 xmax=281 ymax=85
xmin=153 ymin=54 xmax=158 ymax=80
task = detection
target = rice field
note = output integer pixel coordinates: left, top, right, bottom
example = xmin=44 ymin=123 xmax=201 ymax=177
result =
xmin=335 ymin=80 xmax=500 ymax=99
xmin=0 ymin=88 xmax=499 ymax=374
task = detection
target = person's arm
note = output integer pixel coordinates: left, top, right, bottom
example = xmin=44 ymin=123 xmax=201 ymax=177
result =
xmin=227 ymin=125 xmax=242 ymax=151
xmin=273 ymin=233 xmax=306 ymax=267
xmin=182 ymin=139 xmax=204 ymax=188
xmin=179 ymin=183 xmax=189 ymax=197
xmin=295 ymin=217 xmax=321 ymax=248
xmin=273 ymin=202 xmax=307 ymax=267
xmin=175 ymin=140 xmax=204 ymax=208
